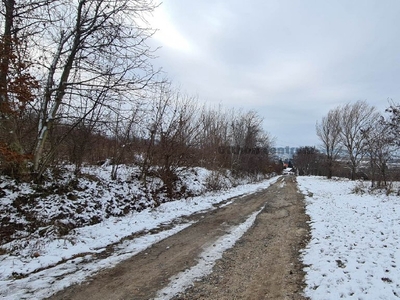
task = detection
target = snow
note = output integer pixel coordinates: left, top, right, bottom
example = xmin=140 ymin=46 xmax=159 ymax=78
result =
xmin=3 ymin=174 xmax=400 ymax=299
xmin=0 ymin=173 xmax=278 ymax=300
xmin=155 ymin=205 xmax=266 ymax=300
xmin=1 ymin=224 xmax=192 ymax=300
xmin=298 ymin=176 xmax=400 ymax=299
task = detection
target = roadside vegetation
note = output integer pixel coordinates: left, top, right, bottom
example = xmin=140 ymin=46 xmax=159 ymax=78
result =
xmin=294 ymin=100 xmax=400 ymax=193
xmin=0 ymin=1 xmax=280 ymax=247
xmin=1 ymin=0 xmax=400 ymax=248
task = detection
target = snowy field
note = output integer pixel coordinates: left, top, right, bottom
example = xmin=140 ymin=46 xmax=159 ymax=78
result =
xmin=2 ymin=175 xmax=400 ymax=299
xmin=298 ymin=177 xmax=400 ymax=300
xmin=0 ymin=175 xmax=278 ymax=300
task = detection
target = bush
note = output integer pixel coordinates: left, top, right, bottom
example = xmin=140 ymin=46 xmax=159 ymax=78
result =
xmin=205 ymin=170 xmax=230 ymax=191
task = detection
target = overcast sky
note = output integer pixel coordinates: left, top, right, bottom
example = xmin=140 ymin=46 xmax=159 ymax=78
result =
xmin=148 ymin=0 xmax=400 ymax=148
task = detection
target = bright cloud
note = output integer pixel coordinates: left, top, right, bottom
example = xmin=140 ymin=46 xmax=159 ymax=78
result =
xmin=149 ymin=0 xmax=400 ymax=147
xmin=150 ymin=6 xmax=193 ymax=53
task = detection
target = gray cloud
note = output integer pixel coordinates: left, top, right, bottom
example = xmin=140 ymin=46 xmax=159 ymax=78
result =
xmin=149 ymin=0 xmax=400 ymax=148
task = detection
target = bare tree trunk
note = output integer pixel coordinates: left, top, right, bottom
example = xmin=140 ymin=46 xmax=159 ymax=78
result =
xmin=0 ymin=0 xmax=14 ymax=109
xmin=316 ymin=107 xmax=341 ymax=179
xmin=30 ymin=0 xmax=157 ymax=178
xmin=0 ymin=0 xmax=34 ymax=177
xmin=33 ymin=1 xmax=86 ymax=174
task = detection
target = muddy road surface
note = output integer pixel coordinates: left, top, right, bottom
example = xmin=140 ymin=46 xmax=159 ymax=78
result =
xmin=48 ymin=176 xmax=310 ymax=300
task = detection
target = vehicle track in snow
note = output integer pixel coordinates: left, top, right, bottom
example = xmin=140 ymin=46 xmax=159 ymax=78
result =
xmin=48 ymin=176 xmax=310 ymax=300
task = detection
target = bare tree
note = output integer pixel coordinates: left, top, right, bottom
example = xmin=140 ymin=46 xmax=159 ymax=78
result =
xmin=154 ymin=91 xmax=200 ymax=199
xmin=385 ymin=100 xmax=400 ymax=144
xmin=195 ymin=106 xmax=273 ymax=176
xmin=107 ymin=106 xmax=139 ymax=180
xmin=139 ymin=82 xmax=172 ymax=188
xmin=197 ymin=105 xmax=230 ymax=168
xmin=228 ymin=110 xmax=248 ymax=171
xmin=362 ymin=115 xmax=395 ymax=187
xmin=27 ymin=0 xmax=158 ymax=178
xmin=292 ymin=146 xmax=321 ymax=176
xmin=0 ymin=0 xmax=42 ymax=176
xmin=227 ymin=110 xmax=260 ymax=172
xmin=137 ymin=84 xmax=202 ymax=199
xmin=316 ymin=107 xmax=342 ymax=179
xmin=339 ymin=100 xmax=380 ymax=180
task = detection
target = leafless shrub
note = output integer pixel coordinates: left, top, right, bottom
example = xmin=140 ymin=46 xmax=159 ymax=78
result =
xmin=205 ymin=170 xmax=230 ymax=191
xmin=351 ymin=180 xmax=367 ymax=195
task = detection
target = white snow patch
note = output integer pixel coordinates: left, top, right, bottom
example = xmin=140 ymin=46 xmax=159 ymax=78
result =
xmin=1 ymin=223 xmax=192 ymax=300
xmin=298 ymin=176 xmax=400 ymax=300
xmin=0 ymin=177 xmax=278 ymax=299
xmin=154 ymin=205 xmax=265 ymax=300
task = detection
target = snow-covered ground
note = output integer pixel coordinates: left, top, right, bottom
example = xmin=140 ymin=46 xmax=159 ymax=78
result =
xmin=298 ymin=176 xmax=400 ymax=300
xmin=2 ymin=175 xmax=400 ymax=299
xmin=0 ymin=173 xmax=278 ymax=300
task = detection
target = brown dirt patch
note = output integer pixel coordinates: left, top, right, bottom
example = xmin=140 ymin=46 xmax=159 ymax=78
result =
xmin=48 ymin=176 xmax=310 ymax=300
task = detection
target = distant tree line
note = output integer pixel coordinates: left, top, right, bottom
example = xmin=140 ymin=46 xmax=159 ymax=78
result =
xmin=0 ymin=1 xmax=277 ymax=189
xmin=295 ymin=100 xmax=400 ymax=188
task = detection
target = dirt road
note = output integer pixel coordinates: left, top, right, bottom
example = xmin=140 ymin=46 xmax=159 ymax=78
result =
xmin=48 ymin=176 xmax=310 ymax=300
